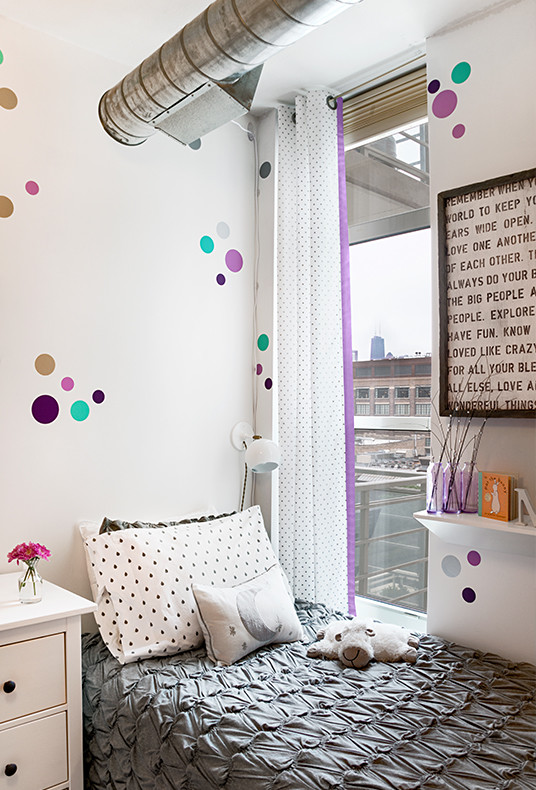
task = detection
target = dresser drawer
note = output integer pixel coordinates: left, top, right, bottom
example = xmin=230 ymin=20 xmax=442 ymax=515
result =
xmin=0 ymin=711 xmax=68 ymax=789
xmin=0 ymin=634 xmax=66 ymax=724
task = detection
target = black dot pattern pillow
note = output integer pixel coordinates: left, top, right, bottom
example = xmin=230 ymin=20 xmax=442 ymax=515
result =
xmin=83 ymin=507 xmax=285 ymax=663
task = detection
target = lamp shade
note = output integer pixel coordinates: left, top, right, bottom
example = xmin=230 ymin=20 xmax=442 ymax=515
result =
xmin=245 ymin=437 xmax=280 ymax=473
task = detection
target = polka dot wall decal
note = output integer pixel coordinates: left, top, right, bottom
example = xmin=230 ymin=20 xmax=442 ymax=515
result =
xmin=441 ymin=555 xmax=461 ymax=578
xmin=0 ymin=50 xmax=3 ymax=65
xmin=427 ymin=79 xmax=440 ymax=94
xmin=35 ymin=353 xmax=56 ymax=376
xmin=467 ymin=550 xmax=481 ymax=566
xmin=71 ymin=400 xmax=90 ymax=421
xmin=92 ymin=389 xmax=105 ymax=404
xmin=61 ymin=377 xmax=74 ymax=391
xmin=452 ymin=123 xmax=466 ymax=139
xmin=451 ymin=61 xmax=471 ymax=84
xmin=216 ymin=221 xmax=230 ymax=239
xmin=462 ymin=587 xmax=476 ymax=604
xmin=432 ymin=89 xmax=458 ymax=119
xmin=189 ymin=138 xmax=201 ymax=150
xmin=200 ymin=235 xmax=214 ymax=253
xmin=25 ymin=181 xmax=39 ymax=195
xmin=0 ymin=195 xmax=14 ymax=218
xmin=0 ymin=87 xmax=17 ymax=109
xmin=256 ymin=363 xmax=263 ymax=375
xmin=225 ymin=249 xmax=243 ymax=273
xmin=259 ymin=161 xmax=272 ymax=179
xmin=257 ymin=334 xmax=269 ymax=352
xmin=264 ymin=378 xmax=273 ymax=390
xmin=32 ymin=395 xmax=59 ymax=424
xmin=216 ymin=273 xmax=226 ymax=285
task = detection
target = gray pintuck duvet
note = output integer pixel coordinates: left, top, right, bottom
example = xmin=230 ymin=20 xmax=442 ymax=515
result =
xmin=82 ymin=602 xmax=536 ymax=790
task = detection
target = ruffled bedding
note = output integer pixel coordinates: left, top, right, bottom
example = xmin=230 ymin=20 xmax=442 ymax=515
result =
xmin=82 ymin=601 xmax=536 ymax=790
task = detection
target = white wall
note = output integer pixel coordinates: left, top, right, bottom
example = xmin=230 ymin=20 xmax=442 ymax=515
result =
xmin=426 ymin=0 xmax=536 ymax=663
xmin=0 ymin=18 xmax=256 ymax=601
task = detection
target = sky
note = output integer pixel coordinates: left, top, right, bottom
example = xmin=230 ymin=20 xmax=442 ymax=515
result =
xmin=349 ymin=228 xmax=432 ymax=361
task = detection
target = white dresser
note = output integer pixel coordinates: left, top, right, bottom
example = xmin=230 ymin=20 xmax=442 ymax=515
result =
xmin=0 ymin=573 xmax=96 ymax=790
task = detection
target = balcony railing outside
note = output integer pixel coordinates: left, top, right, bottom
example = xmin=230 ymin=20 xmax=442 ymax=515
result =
xmin=355 ymin=466 xmax=428 ymax=612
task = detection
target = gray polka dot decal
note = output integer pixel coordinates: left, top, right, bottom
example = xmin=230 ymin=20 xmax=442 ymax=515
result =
xmin=259 ymin=161 xmax=272 ymax=179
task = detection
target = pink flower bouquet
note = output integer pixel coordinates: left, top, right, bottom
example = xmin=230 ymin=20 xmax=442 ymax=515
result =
xmin=7 ymin=542 xmax=51 ymax=602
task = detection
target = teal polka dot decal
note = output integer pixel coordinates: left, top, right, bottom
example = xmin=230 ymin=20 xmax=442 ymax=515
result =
xmin=0 ymin=51 xmax=3 ymax=66
xmin=257 ymin=334 xmax=269 ymax=351
xmin=200 ymin=235 xmax=214 ymax=253
xmin=451 ymin=61 xmax=471 ymax=84
xmin=71 ymin=400 xmax=90 ymax=421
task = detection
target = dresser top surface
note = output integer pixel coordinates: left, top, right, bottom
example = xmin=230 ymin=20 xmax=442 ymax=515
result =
xmin=0 ymin=572 xmax=96 ymax=631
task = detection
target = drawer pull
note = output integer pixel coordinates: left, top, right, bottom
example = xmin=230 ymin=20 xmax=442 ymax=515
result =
xmin=2 ymin=681 xmax=16 ymax=694
xmin=4 ymin=764 xmax=17 ymax=777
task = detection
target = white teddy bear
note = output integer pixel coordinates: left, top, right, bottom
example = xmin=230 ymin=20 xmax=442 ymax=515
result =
xmin=306 ymin=617 xmax=419 ymax=669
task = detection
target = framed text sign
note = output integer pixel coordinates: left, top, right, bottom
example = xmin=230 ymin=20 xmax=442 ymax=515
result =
xmin=438 ymin=167 xmax=536 ymax=418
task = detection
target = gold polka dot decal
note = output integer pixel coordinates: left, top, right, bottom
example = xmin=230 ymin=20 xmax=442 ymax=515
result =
xmin=0 ymin=196 xmax=14 ymax=218
xmin=35 ymin=353 xmax=56 ymax=376
xmin=0 ymin=87 xmax=18 ymax=110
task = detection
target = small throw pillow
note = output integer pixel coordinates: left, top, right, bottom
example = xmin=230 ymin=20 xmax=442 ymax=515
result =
xmin=192 ymin=564 xmax=304 ymax=666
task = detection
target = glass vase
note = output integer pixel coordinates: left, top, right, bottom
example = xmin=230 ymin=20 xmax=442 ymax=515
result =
xmin=461 ymin=462 xmax=479 ymax=513
xmin=426 ymin=460 xmax=444 ymax=513
xmin=443 ymin=463 xmax=462 ymax=514
xmin=18 ymin=561 xmax=43 ymax=604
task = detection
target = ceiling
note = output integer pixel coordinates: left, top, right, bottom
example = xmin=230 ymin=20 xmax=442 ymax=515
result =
xmin=0 ymin=0 xmax=502 ymax=108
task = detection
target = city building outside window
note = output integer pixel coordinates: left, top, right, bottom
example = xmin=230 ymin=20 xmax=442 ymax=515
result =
xmin=395 ymin=387 xmax=409 ymax=399
xmin=356 ymin=404 xmax=371 ymax=416
xmin=416 ymin=386 xmax=431 ymax=398
xmin=374 ymin=404 xmax=390 ymax=416
xmin=415 ymin=403 xmax=432 ymax=416
xmin=395 ymin=404 xmax=411 ymax=415
xmin=357 ymin=388 xmax=370 ymax=399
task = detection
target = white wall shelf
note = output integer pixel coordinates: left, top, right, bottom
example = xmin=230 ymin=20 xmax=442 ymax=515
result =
xmin=413 ymin=510 xmax=536 ymax=556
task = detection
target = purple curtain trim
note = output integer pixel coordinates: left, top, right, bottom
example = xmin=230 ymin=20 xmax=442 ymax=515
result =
xmin=337 ymin=98 xmax=356 ymax=615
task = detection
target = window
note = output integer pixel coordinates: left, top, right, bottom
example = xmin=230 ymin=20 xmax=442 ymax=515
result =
xmin=356 ymin=388 xmax=370 ymax=399
xmin=346 ymin=83 xmax=431 ymax=617
xmin=374 ymin=404 xmax=390 ymax=416
xmin=415 ymin=403 xmax=431 ymax=416
xmin=416 ymin=386 xmax=431 ymax=398
xmin=356 ymin=404 xmax=371 ymax=416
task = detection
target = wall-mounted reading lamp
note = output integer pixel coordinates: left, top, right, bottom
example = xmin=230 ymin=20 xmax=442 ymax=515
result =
xmin=231 ymin=422 xmax=280 ymax=510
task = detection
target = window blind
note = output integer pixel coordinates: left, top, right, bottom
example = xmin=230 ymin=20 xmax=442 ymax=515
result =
xmin=343 ymin=67 xmax=427 ymax=149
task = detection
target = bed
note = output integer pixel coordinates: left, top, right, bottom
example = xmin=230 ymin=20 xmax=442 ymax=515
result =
xmin=79 ymin=509 xmax=536 ymax=790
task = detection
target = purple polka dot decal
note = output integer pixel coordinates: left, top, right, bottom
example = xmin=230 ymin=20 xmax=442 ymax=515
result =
xmin=92 ymin=390 xmax=105 ymax=404
xmin=216 ymin=273 xmax=226 ymax=285
xmin=264 ymin=378 xmax=273 ymax=390
xmin=432 ymin=90 xmax=458 ymax=119
xmin=32 ymin=394 xmax=59 ymax=424
xmin=225 ymin=249 xmax=243 ymax=273
xmin=467 ymin=550 xmax=481 ymax=567
xmin=452 ymin=123 xmax=465 ymax=139
xmin=462 ymin=587 xmax=476 ymax=604
xmin=428 ymin=79 xmax=440 ymax=94
xmin=25 ymin=181 xmax=39 ymax=195
xmin=256 ymin=363 xmax=263 ymax=375
xmin=61 ymin=377 xmax=74 ymax=391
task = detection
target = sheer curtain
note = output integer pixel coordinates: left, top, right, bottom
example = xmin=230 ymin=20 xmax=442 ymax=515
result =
xmin=276 ymin=91 xmax=355 ymax=612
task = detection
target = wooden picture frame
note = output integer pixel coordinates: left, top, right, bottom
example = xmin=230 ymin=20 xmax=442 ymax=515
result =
xmin=438 ymin=167 xmax=536 ymax=417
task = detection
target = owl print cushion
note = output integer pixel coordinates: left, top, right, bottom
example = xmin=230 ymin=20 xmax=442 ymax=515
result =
xmin=82 ymin=506 xmax=287 ymax=663
xmin=192 ymin=564 xmax=304 ymax=665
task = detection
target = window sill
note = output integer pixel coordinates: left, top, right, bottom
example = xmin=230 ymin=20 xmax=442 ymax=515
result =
xmin=413 ymin=510 xmax=536 ymax=556
xmin=355 ymin=596 xmax=427 ymax=634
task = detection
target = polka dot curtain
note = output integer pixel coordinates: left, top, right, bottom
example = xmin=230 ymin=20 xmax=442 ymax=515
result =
xmin=276 ymin=92 xmax=348 ymax=612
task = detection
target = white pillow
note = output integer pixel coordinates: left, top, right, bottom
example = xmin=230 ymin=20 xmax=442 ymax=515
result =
xmin=192 ymin=564 xmax=304 ymax=666
xmin=81 ymin=507 xmax=286 ymax=663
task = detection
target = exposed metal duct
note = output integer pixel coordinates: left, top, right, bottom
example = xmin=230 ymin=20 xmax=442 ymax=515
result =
xmin=99 ymin=0 xmax=362 ymax=146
